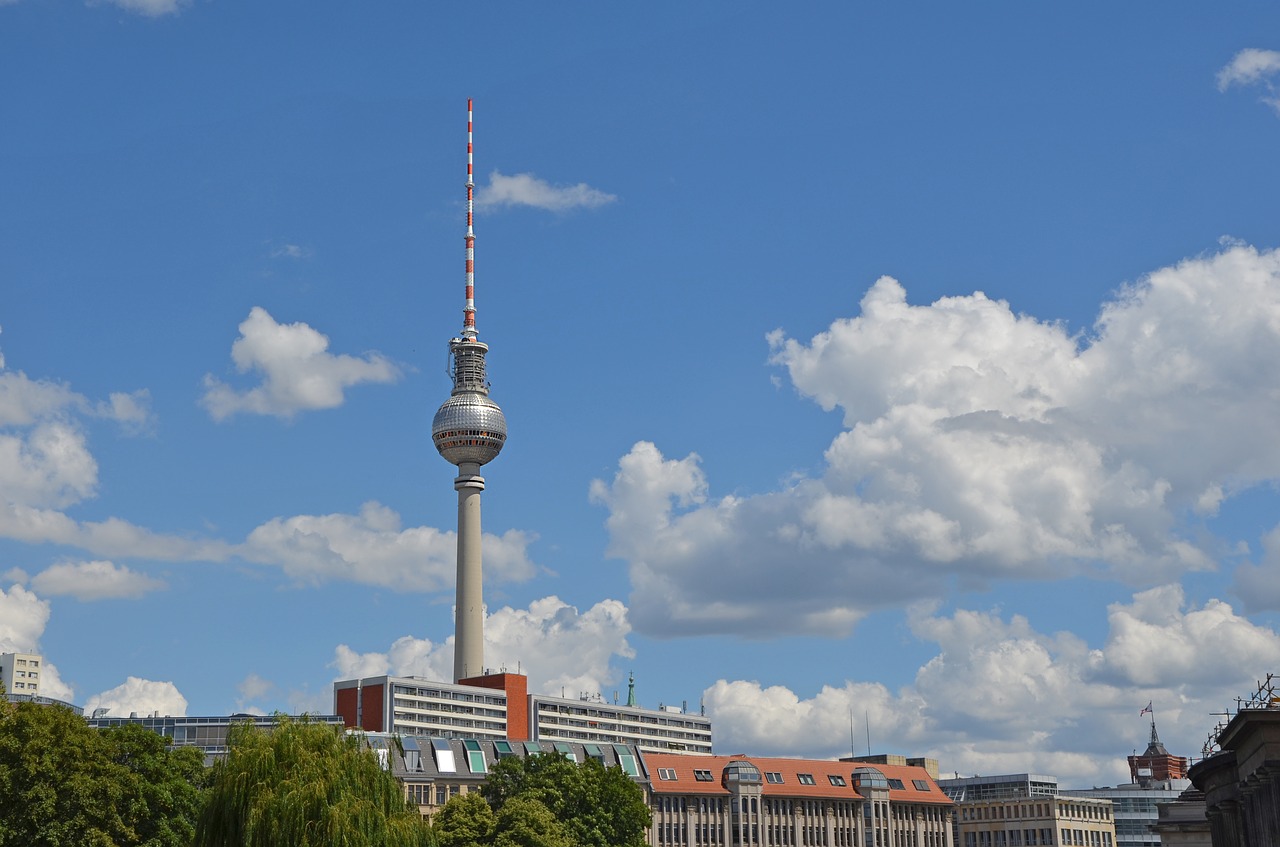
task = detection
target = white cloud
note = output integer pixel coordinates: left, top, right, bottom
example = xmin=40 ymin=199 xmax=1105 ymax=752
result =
xmin=595 ymin=244 xmax=1280 ymax=635
xmin=96 ymin=0 xmax=190 ymax=17
xmin=475 ymin=170 xmax=617 ymax=213
xmin=269 ymin=243 xmax=312 ymax=260
xmin=1091 ymin=584 xmax=1280 ymax=688
xmin=242 ymin=500 xmax=537 ymax=591
xmin=97 ymin=390 xmax=154 ymax=436
xmin=0 ymin=421 xmax=99 ymax=510
xmin=0 ymin=583 xmax=50 ymax=655
xmin=1217 ymin=48 xmax=1280 ymax=114
xmin=0 ymin=583 xmax=74 ymax=702
xmin=1217 ymin=48 xmax=1280 ymax=91
xmin=30 ymin=560 xmax=166 ymax=601
xmin=84 ymin=677 xmax=188 ymax=717
xmin=705 ymin=586 xmax=1280 ymax=787
xmin=234 ymin=673 xmax=274 ymax=715
xmin=201 ymin=307 xmax=401 ymax=421
xmin=1233 ymin=524 xmax=1280 ymax=612
xmin=332 ymin=595 xmax=633 ymax=697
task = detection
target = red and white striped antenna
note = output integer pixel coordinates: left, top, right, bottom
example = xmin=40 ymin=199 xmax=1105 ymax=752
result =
xmin=462 ymin=98 xmax=477 ymax=340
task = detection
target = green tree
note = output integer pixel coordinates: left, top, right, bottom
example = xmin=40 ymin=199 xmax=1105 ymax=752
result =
xmin=194 ymin=716 xmax=430 ymax=847
xmin=0 ymin=700 xmax=207 ymax=847
xmin=433 ymin=791 xmax=495 ymax=847
xmin=481 ymin=753 xmax=650 ymax=847
xmin=492 ymin=797 xmax=573 ymax=847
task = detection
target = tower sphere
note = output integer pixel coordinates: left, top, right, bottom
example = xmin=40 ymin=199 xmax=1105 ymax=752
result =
xmin=432 ymin=392 xmax=507 ymax=466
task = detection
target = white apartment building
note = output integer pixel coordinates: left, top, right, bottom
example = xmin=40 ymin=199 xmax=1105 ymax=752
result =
xmin=0 ymin=651 xmax=42 ymax=696
xmin=529 ymin=692 xmax=713 ymax=755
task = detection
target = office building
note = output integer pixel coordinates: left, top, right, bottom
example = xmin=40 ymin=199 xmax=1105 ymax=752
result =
xmin=335 ymin=672 xmax=712 ymax=754
xmin=1062 ymin=718 xmax=1194 ymax=847
xmin=644 ymin=753 xmax=954 ymax=847
xmin=939 ymin=774 xmax=1117 ymax=847
xmin=85 ymin=712 xmax=346 ymax=764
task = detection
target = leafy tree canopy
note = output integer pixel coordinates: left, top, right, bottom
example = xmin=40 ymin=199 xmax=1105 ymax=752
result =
xmin=194 ymin=716 xmax=430 ymax=847
xmin=0 ymin=701 xmax=207 ymax=847
xmin=434 ymin=791 xmax=496 ymax=847
xmin=479 ymin=752 xmax=650 ymax=847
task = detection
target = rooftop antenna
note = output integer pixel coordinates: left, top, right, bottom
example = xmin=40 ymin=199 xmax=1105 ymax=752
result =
xmin=849 ymin=709 xmax=856 ymax=759
xmin=865 ymin=710 xmax=871 ymax=756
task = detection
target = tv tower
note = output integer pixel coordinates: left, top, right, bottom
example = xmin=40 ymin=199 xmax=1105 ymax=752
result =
xmin=432 ymin=99 xmax=507 ymax=683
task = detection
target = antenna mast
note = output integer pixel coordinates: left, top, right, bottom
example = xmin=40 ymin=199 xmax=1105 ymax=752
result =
xmin=463 ymin=97 xmax=477 ymax=340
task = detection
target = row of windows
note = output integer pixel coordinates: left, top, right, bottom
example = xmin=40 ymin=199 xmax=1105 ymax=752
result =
xmin=537 ymin=703 xmax=711 ymax=732
xmin=962 ymin=830 xmax=1113 ymax=847
xmin=537 ymin=715 xmax=711 ymax=741
xmin=961 ymin=803 xmax=1111 ymax=823
xmin=391 ymin=685 xmax=506 ymax=706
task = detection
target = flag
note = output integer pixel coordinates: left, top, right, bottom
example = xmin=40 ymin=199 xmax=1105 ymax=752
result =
xmin=1140 ymin=701 xmax=1153 ymax=716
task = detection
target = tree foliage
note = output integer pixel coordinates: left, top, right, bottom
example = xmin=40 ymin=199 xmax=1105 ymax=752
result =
xmin=492 ymin=797 xmax=573 ymax=847
xmin=194 ymin=716 xmax=430 ymax=847
xmin=478 ymin=753 xmax=650 ymax=847
xmin=433 ymin=791 xmax=496 ymax=847
xmin=0 ymin=701 xmax=207 ymax=847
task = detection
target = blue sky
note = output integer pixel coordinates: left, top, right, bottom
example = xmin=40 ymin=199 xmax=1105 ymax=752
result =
xmin=3 ymin=0 xmax=1280 ymax=786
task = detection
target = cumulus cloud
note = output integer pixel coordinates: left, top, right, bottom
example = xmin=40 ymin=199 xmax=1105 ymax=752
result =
xmin=1217 ymin=48 xmax=1280 ymax=113
xmin=30 ymin=560 xmax=166 ymax=601
xmin=705 ymin=586 xmax=1280 ymax=786
xmin=595 ymin=244 xmax=1280 ymax=635
xmin=475 ymin=170 xmax=617 ymax=213
xmin=84 ymin=677 xmax=188 ymax=718
xmin=331 ymin=596 xmax=633 ymax=696
xmin=0 ymin=345 xmax=184 ymax=564
xmin=242 ymin=500 xmax=537 ymax=591
xmin=0 ymin=583 xmax=74 ymax=702
xmin=201 ymin=307 xmax=400 ymax=421
xmin=0 ymin=583 xmax=50 ymax=655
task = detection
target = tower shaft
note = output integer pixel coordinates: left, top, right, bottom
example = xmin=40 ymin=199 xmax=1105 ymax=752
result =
xmin=454 ymin=463 xmax=485 ymax=681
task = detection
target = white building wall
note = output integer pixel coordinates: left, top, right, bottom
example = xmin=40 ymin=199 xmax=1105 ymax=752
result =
xmin=0 ymin=652 xmax=42 ymax=696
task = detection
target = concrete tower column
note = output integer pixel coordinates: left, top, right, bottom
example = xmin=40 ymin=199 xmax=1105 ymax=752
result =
xmin=453 ymin=462 xmax=485 ymax=681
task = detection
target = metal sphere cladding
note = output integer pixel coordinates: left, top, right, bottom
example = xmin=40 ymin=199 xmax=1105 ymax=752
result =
xmin=432 ymin=392 xmax=507 ymax=466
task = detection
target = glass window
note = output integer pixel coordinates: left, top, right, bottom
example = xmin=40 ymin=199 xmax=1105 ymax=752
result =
xmin=613 ymin=744 xmax=639 ymax=777
xmin=694 ymin=769 xmax=714 ymax=782
xmin=494 ymin=741 xmax=515 ymax=759
xmin=554 ymin=742 xmax=577 ymax=762
xmin=828 ymin=775 xmax=846 ymax=787
xmin=765 ymin=772 xmax=784 ymax=784
xmin=463 ymin=739 xmax=486 ymax=774
xmin=431 ymin=738 xmax=456 ymax=773
xmin=797 ymin=774 xmax=816 ymax=785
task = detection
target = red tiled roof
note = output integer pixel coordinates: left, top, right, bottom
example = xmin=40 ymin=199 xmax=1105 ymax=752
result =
xmin=641 ymin=753 xmax=952 ymax=806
